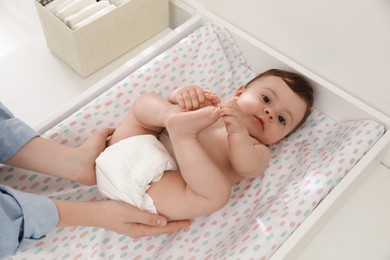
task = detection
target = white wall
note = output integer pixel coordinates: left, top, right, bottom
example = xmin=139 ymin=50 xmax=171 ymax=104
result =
xmin=192 ymin=0 xmax=390 ymax=116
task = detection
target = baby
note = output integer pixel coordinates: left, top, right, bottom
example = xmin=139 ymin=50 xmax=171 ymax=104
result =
xmin=96 ymin=69 xmax=314 ymax=220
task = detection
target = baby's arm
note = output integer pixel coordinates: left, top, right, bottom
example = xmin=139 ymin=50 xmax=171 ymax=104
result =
xmin=220 ymin=99 xmax=271 ymax=177
xmin=168 ymin=85 xmax=220 ymax=111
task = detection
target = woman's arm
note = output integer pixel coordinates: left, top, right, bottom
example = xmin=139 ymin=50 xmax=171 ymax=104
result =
xmin=54 ymin=199 xmax=190 ymax=238
xmin=5 ymin=128 xmax=191 ymax=235
xmin=0 ymin=185 xmax=59 ymax=258
xmin=4 ymin=128 xmax=114 ymax=185
xmin=0 ymin=186 xmax=190 ymax=258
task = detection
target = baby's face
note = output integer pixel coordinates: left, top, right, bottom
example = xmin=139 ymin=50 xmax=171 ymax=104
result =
xmin=234 ymin=75 xmax=307 ymax=145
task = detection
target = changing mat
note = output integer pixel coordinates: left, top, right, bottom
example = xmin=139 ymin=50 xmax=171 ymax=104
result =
xmin=1 ymin=22 xmax=384 ymax=259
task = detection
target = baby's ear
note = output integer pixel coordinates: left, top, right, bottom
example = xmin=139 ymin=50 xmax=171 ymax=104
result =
xmin=233 ymin=85 xmax=246 ymax=97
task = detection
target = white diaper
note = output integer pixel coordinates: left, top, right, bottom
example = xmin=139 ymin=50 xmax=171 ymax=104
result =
xmin=96 ymin=135 xmax=177 ymax=213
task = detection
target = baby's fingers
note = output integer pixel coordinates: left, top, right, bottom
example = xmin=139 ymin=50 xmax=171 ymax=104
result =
xmin=187 ymin=88 xmax=203 ymax=110
xmin=204 ymin=91 xmax=221 ymax=106
xmin=175 ymin=95 xmax=187 ymax=111
xmin=181 ymin=92 xmax=196 ymax=111
xmin=182 ymin=88 xmax=205 ymax=111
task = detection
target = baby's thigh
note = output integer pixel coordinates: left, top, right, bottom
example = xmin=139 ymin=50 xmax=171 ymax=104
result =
xmin=109 ymin=111 xmax=161 ymax=145
xmin=147 ymin=171 xmax=218 ymax=220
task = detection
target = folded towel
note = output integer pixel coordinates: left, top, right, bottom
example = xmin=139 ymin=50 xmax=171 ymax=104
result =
xmin=109 ymin=0 xmax=129 ymax=6
xmin=56 ymin=0 xmax=75 ymax=11
xmin=64 ymin=1 xmax=110 ymax=28
xmin=72 ymin=4 xmax=116 ymax=30
xmin=45 ymin=0 xmax=72 ymax=14
xmin=56 ymin=0 xmax=96 ymax=21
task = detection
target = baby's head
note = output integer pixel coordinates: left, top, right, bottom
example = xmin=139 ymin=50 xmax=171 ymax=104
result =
xmin=234 ymin=68 xmax=314 ymax=144
xmin=249 ymin=69 xmax=314 ymax=131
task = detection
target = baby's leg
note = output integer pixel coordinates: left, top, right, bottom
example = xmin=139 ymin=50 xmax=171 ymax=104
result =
xmin=109 ymin=92 xmax=181 ymax=145
xmin=158 ymin=107 xmax=232 ymax=217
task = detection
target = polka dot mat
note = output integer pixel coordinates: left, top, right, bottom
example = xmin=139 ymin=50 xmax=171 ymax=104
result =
xmin=1 ymin=22 xmax=384 ymax=259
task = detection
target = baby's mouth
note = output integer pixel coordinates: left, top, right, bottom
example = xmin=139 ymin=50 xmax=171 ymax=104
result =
xmin=255 ymin=116 xmax=264 ymax=129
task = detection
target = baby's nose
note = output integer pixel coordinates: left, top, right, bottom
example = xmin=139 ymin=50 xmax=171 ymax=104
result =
xmin=264 ymin=108 xmax=274 ymax=122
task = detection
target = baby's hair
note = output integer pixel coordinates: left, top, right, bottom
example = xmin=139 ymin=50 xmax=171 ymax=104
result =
xmin=246 ymin=68 xmax=314 ymax=133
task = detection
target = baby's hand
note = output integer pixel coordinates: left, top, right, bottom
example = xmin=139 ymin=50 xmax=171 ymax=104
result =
xmin=168 ymin=85 xmax=220 ymax=111
xmin=220 ymin=98 xmax=244 ymax=134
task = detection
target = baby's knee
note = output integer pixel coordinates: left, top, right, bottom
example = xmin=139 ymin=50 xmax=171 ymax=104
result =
xmin=131 ymin=93 xmax=161 ymax=119
xmin=133 ymin=92 xmax=157 ymax=107
xmin=137 ymin=92 xmax=161 ymax=103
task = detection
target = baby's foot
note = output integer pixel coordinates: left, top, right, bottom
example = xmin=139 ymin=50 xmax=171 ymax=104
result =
xmin=165 ymin=106 xmax=220 ymax=137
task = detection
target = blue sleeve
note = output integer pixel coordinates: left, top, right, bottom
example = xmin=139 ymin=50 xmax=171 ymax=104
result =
xmin=0 ymin=101 xmax=39 ymax=163
xmin=0 ymin=102 xmax=58 ymax=258
xmin=0 ymin=185 xmax=59 ymax=258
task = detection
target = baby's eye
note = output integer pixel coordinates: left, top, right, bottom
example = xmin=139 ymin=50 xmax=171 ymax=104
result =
xmin=262 ymin=95 xmax=270 ymax=104
xmin=278 ymin=115 xmax=286 ymax=125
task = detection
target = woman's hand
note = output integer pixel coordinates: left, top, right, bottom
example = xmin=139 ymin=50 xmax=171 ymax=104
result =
xmin=54 ymin=199 xmax=191 ymax=238
xmin=168 ymin=85 xmax=220 ymax=111
xmin=75 ymin=127 xmax=115 ymax=185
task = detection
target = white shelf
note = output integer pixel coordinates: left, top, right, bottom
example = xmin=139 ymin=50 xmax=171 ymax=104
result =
xmin=297 ymin=163 xmax=390 ymax=260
